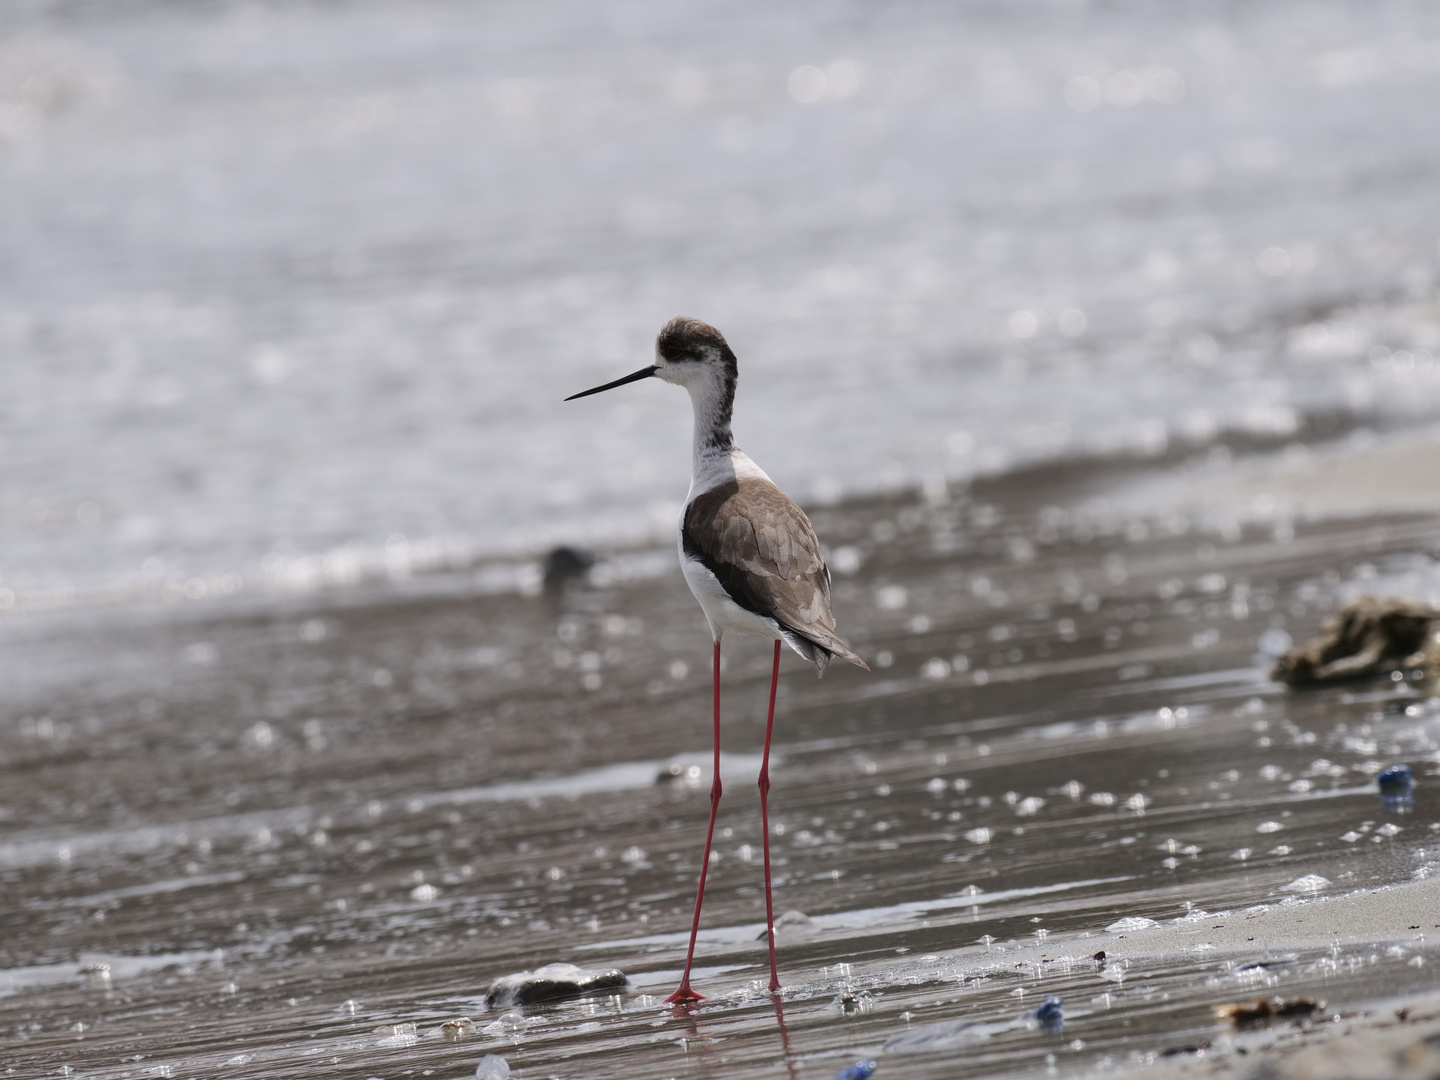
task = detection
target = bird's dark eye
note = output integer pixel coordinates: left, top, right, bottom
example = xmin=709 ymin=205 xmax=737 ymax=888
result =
xmin=661 ymin=342 xmax=683 ymax=362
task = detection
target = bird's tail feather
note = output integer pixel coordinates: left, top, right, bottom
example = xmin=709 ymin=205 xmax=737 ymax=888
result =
xmin=780 ymin=628 xmax=870 ymax=678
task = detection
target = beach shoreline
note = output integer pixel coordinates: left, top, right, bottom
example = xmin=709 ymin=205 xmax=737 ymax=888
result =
xmin=3 ymin=431 xmax=1440 ymax=1079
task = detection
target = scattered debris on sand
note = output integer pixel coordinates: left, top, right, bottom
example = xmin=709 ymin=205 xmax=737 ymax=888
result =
xmin=1271 ymin=596 xmax=1440 ymax=686
xmin=1213 ymin=995 xmax=1326 ymax=1029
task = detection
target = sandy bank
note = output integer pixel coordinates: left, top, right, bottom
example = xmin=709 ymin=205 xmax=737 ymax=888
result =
xmin=1188 ymin=432 xmax=1440 ymax=518
xmin=1116 ymin=877 xmax=1437 ymax=957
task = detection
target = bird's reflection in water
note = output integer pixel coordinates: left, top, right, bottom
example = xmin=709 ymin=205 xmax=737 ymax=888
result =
xmin=664 ymin=990 xmax=800 ymax=1079
xmin=772 ymin=992 xmax=801 ymax=1080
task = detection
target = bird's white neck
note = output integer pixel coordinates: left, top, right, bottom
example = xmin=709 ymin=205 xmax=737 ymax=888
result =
xmin=684 ymin=381 xmax=775 ymax=501
xmin=684 ymin=367 xmax=735 ymax=476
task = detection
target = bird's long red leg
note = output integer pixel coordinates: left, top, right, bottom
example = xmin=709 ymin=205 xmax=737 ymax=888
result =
xmin=666 ymin=639 xmax=724 ymax=1005
xmin=759 ymin=638 xmax=783 ymax=992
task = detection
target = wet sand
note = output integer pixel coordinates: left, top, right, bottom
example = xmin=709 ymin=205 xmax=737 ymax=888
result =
xmin=4 ymin=438 xmax=1440 ymax=1079
xmin=1185 ymin=432 xmax=1440 ymax=518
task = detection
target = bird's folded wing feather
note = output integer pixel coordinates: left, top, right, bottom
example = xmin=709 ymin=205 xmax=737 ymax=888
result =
xmin=682 ymin=478 xmax=839 ymax=641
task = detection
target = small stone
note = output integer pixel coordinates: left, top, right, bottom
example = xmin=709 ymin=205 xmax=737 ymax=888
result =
xmin=542 ymin=546 xmax=594 ymax=590
xmin=439 ymin=1016 xmax=475 ymax=1040
xmin=759 ymin=910 xmax=816 ymax=941
xmin=485 ymin=962 xmax=627 ymax=1008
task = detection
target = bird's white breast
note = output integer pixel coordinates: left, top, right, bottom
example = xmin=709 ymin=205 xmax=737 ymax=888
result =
xmin=677 ymin=541 xmax=783 ymax=643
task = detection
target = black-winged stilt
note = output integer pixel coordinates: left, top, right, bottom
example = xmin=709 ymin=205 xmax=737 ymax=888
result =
xmin=566 ymin=316 xmax=868 ymax=1003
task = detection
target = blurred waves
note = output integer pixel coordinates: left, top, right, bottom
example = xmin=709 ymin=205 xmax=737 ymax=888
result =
xmin=2 ymin=0 xmax=1439 ymax=609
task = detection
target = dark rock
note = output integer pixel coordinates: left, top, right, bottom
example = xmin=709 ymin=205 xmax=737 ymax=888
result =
xmin=542 ymin=546 xmax=596 ymax=590
xmin=485 ymin=963 xmax=627 ymax=1008
xmin=1271 ymin=596 xmax=1440 ymax=686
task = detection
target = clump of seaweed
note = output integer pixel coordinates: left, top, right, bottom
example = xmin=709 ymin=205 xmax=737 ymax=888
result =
xmin=1272 ymin=596 xmax=1440 ymax=687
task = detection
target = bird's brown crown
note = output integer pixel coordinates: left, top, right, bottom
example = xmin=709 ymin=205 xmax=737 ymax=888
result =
xmin=657 ymin=316 xmax=738 ymax=375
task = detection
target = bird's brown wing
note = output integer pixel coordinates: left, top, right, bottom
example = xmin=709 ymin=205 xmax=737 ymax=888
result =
xmin=682 ymin=478 xmax=867 ymax=669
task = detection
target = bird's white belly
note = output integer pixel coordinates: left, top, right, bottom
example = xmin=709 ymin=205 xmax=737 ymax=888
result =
xmin=679 ymin=549 xmax=782 ymax=642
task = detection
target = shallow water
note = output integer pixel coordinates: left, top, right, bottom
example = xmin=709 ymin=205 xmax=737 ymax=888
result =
xmin=5 ymin=458 xmax=1440 ymax=1078
xmin=4 ymin=0 xmax=1440 ymax=605
xmin=7 ymin=4 xmax=1440 ymax=1073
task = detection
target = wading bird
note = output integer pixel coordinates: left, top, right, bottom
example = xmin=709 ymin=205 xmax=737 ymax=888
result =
xmin=567 ymin=317 xmax=868 ymax=1002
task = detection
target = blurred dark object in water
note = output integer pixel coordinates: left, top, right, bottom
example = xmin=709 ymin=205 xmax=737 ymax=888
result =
xmin=485 ymin=962 xmax=626 ymax=1007
xmin=1214 ymin=995 xmax=1325 ymax=1028
xmin=1161 ymin=1040 xmax=1212 ymax=1057
xmin=542 ymin=546 xmax=596 ymax=590
xmin=1035 ymin=995 xmax=1064 ymax=1033
xmin=830 ymin=1060 xmax=878 ymax=1080
xmin=1379 ymin=763 xmax=1416 ymax=812
xmin=1271 ymin=596 xmax=1440 ymax=686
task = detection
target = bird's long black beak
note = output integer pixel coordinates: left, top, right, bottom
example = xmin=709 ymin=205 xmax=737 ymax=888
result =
xmin=565 ymin=365 xmax=658 ymax=401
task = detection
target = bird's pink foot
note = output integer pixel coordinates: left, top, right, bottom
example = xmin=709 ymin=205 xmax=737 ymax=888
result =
xmin=664 ymin=983 xmax=706 ymax=1005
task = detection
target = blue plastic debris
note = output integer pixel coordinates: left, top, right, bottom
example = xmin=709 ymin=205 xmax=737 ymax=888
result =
xmin=1378 ymin=763 xmax=1414 ymax=793
xmin=1379 ymin=763 xmax=1415 ymax=811
xmin=1035 ymin=996 xmax=1064 ymax=1033
xmin=831 ymin=1060 xmax=878 ymax=1080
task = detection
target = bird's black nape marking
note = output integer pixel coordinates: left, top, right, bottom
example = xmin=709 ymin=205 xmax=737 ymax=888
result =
xmin=658 ymin=317 xmax=738 ymax=450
